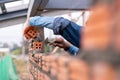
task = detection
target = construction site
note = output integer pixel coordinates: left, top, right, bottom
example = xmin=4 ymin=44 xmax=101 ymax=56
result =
xmin=0 ymin=0 xmax=120 ymax=80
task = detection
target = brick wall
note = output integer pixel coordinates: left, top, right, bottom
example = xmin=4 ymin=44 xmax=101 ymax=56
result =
xmin=28 ymin=53 xmax=90 ymax=80
xmin=26 ymin=1 xmax=120 ymax=80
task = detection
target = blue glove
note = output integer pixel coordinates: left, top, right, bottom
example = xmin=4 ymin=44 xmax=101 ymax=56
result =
xmin=29 ymin=16 xmax=55 ymax=29
xmin=68 ymin=45 xmax=79 ymax=55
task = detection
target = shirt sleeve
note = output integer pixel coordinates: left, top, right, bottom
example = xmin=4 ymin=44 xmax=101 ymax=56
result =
xmin=29 ymin=16 xmax=55 ymax=29
xmin=53 ymin=17 xmax=83 ymax=48
xmin=68 ymin=45 xmax=79 ymax=55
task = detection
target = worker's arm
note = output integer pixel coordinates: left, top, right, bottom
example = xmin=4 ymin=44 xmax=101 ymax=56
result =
xmin=50 ymin=37 xmax=79 ymax=55
xmin=29 ymin=16 xmax=83 ymax=48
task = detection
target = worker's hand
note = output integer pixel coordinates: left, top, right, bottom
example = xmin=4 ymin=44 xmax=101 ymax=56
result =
xmin=28 ymin=16 xmax=55 ymax=29
xmin=50 ymin=37 xmax=71 ymax=50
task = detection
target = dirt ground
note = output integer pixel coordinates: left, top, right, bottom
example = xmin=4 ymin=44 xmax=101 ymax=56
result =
xmin=13 ymin=58 xmax=29 ymax=80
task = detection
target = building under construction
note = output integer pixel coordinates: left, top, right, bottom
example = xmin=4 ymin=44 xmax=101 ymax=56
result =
xmin=0 ymin=0 xmax=120 ymax=80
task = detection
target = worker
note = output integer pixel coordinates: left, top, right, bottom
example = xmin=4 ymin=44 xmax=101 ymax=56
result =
xmin=25 ymin=16 xmax=83 ymax=55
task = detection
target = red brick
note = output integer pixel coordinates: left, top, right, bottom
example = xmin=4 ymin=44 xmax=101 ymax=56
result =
xmin=57 ymin=56 xmax=70 ymax=67
xmin=32 ymin=42 xmax=42 ymax=50
xmin=68 ymin=60 xmax=89 ymax=80
xmin=24 ymin=26 xmax=39 ymax=40
xmin=91 ymin=62 xmax=117 ymax=80
xmin=82 ymin=4 xmax=112 ymax=51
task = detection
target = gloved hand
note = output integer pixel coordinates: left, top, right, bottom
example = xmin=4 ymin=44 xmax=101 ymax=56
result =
xmin=29 ymin=16 xmax=55 ymax=29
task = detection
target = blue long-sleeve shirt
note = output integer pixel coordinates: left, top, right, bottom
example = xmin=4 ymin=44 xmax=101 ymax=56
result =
xmin=30 ymin=17 xmax=82 ymax=55
xmin=53 ymin=17 xmax=82 ymax=48
xmin=53 ymin=17 xmax=82 ymax=55
xmin=68 ymin=45 xmax=79 ymax=55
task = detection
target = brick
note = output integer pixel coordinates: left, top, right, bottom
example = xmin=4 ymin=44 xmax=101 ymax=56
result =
xmin=24 ymin=26 xmax=39 ymax=40
xmin=42 ymin=61 xmax=45 ymax=65
xmin=38 ymin=54 xmax=43 ymax=68
xmin=68 ymin=60 xmax=89 ymax=80
xmin=82 ymin=4 xmax=112 ymax=51
xmin=51 ymin=61 xmax=57 ymax=68
xmin=114 ymin=16 xmax=120 ymax=52
xmin=43 ymin=65 xmax=50 ymax=72
xmin=68 ymin=59 xmax=87 ymax=70
xmin=45 ymin=56 xmax=51 ymax=62
xmin=57 ymin=56 xmax=70 ymax=67
xmin=29 ymin=74 xmax=34 ymax=80
xmin=24 ymin=34 xmax=31 ymax=40
xmin=50 ymin=59 xmax=58 ymax=77
xmin=91 ymin=63 xmax=117 ymax=80
xmin=57 ymin=67 xmax=68 ymax=73
xmin=32 ymin=42 xmax=42 ymax=50
xmin=57 ymin=73 xmax=69 ymax=80
xmin=40 ymin=72 xmax=44 ymax=80
xmin=39 ymin=63 xmax=42 ymax=68
xmin=44 ymin=75 xmax=51 ymax=80
xmin=42 ymin=55 xmax=46 ymax=61
xmin=42 ymin=65 xmax=46 ymax=71
xmin=27 ymin=30 xmax=36 ymax=38
xmin=34 ymin=67 xmax=38 ymax=79
xmin=38 ymin=71 xmax=41 ymax=78
xmin=34 ymin=54 xmax=39 ymax=58
xmin=69 ymin=73 xmax=84 ymax=80
xmin=34 ymin=54 xmax=39 ymax=63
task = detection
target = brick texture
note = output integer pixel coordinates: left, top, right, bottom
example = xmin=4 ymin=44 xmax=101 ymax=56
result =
xmin=24 ymin=27 xmax=39 ymax=40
